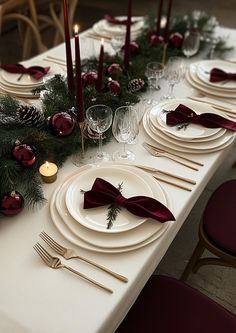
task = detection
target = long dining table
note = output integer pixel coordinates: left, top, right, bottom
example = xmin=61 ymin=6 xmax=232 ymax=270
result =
xmin=0 ymin=21 xmax=236 ymax=333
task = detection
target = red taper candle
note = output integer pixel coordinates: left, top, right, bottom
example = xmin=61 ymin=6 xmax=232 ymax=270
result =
xmin=164 ymin=0 xmax=173 ymax=43
xmin=74 ymin=25 xmax=84 ymax=123
xmin=96 ymin=38 xmax=104 ymax=92
xmin=156 ymin=0 xmax=164 ymax=35
xmin=63 ymin=0 xmax=74 ymax=92
xmin=124 ymin=0 xmax=132 ymax=69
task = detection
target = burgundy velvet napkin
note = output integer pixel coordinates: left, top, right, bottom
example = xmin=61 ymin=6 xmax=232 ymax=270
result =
xmin=210 ymin=68 xmax=236 ymax=83
xmin=104 ymin=14 xmax=136 ymax=25
xmin=83 ymin=178 xmax=175 ymax=223
xmin=166 ymin=104 xmax=236 ymax=131
xmin=0 ymin=64 xmax=50 ymax=80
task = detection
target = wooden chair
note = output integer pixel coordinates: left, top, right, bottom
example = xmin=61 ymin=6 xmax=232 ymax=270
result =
xmin=116 ymin=275 xmax=236 ymax=333
xmin=181 ymin=179 xmax=236 ymax=282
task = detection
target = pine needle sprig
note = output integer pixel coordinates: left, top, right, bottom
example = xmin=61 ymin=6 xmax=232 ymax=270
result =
xmin=106 ymin=182 xmax=123 ymax=230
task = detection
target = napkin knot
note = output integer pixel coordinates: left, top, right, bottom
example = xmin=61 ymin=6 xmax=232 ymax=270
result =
xmin=84 ymin=177 xmax=175 ymax=223
xmin=210 ymin=68 xmax=236 ymax=83
xmin=166 ymin=104 xmax=236 ymax=131
xmin=0 ymin=64 xmax=50 ymax=80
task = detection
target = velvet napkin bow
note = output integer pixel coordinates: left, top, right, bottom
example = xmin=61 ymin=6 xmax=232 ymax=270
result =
xmin=166 ymin=104 xmax=236 ymax=131
xmin=210 ymin=67 xmax=236 ymax=83
xmin=0 ymin=64 xmax=50 ymax=80
xmin=84 ymin=178 xmax=175 ymax=223
xmin=104 ymin=14 xmax=136 ymax=25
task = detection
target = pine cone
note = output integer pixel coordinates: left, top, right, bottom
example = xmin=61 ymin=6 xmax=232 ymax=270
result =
xmin=17 ymin=105 xmax=45 ymax=128
xmin=128 ymin=78 xmax=145 ymax=93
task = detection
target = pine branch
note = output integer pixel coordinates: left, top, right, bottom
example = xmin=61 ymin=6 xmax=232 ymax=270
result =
xmin=106 ymin=183 xmax=123 ymax=230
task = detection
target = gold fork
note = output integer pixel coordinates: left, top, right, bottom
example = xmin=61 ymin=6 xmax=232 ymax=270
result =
xmin=40 ymin=231 xmax=128 ymax=283
xmin=34 ymin=242 xmax=113 ymax=293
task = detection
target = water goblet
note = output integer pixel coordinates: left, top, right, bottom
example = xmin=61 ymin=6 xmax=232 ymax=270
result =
xmin=144 ymin=61 xmax=165 ymax=105
xmin=162 ymin=56 xmax=187 ymax=100
xmin=182 ymin=30 xmax=201 ymax=58
xmin=86 ymin=104 xmax=113 ymax=162
xmin=112 ymin=106 xmax=139 ymax=161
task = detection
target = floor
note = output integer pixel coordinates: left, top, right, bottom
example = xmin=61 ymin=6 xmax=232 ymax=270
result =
xmin=0 ymin=0 xmax=235 ymax=315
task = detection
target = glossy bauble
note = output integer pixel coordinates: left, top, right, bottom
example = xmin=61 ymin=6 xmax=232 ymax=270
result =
xmin=50 ymin=112 xmax=75 ymax=136
xmin=149 ymin=34 xmax=164 ymax=45
xmin=12 ymin=143 xmax=36 ymax=167
xmin=107 ymin=79 xmax=121 ymax=95
xmin=0 ymin=191 xmax=24 ymax=216
xmin=82 ymin=71 xmax=98 ymax=85
xmin=107 ymin=63 xmax=123 ymax=76
xmin=169 ymin=32 xmax=184 ymax=49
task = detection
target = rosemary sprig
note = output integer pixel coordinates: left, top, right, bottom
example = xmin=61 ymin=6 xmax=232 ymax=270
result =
xmin=106 ymin=182 xmax=123 ymax=230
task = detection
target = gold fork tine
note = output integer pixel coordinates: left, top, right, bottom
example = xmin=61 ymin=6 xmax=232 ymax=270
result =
xmin=40 ymin=231 xmax=65 ymax=255
xmin=33 ymin=243 xmax=51 ymax=265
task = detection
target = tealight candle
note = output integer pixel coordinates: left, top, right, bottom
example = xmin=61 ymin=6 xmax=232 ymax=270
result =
xmin=39 ymin=161 xmax=58 ymax=183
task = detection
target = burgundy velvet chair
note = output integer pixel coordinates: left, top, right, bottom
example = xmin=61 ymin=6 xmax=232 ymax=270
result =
xmin=181 ymin=179 xmax=236 ymax=281
xmin=116 ymin=275 xmax=236 ymax=333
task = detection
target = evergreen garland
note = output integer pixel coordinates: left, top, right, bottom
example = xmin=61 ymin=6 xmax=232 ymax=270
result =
xmin=0 ymin=11 xmax=233 ymax=213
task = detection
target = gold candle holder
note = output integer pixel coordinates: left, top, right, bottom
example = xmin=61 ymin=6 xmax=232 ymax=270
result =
xmin=39 ymin=161 xmax=58 ymax=183
xmin=162 ymin=43 xmax=168 ymax=65
xmin=79 ymin=121 xmax=85 ymax=157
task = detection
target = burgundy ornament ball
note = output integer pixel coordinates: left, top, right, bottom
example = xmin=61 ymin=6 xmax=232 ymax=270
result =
xmin=12 ymin=143 xmax=36 ymax=167
xmin=130 ymin=41 xmax=140 ymax=54
xmin=149 ymin=34 xmax=164 ymax=45
xmin=0 ymin=191 xmax=24 ymax=216
xmin=169 ymin=32 xmax=184 ymax=49
xmin=107 ymin=79 xmax=121 ymax=95
xmin=82 ymin=71 xmax=98 ymax=85
xmin=107 ymin=63 xmax=123 ymax=76
xmin=50 ymin=112 xmax=75 ymax=136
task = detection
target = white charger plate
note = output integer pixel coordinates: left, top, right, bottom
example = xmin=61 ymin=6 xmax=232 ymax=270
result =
xmin=0 ymin=60 xmax=65 ymax=87
xmin=55 ymin=164 xmax=170 ymax=249
xmin=50 ymin=165 xmax=172 ymax=253
xmin=65 ymin=165 xmax=156 ymax=233
xmin=143 ymin=112 xmax=235 ymax=154
xmin=197 ymin=60 xmax=236 ymax=90
xmin=150 ymin=99 xmax=222 ymax=140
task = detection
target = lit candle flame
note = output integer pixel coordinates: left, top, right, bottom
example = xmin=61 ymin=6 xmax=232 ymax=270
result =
xmin=74 ymin=24 xmax=80 ymax=35
xmin=101 ymin=38 xmax=104 ymax=46
xmin=45 ymin=161 xmax=49 ymax=169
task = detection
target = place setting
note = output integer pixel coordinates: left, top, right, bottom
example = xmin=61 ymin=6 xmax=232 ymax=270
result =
xmin=142 ymin=98 xmax=236 ymax=154
xmin=49 ymin=163 xmax=175 ymax=254
xmin=0 ymin=59 xmax=66 ymax=98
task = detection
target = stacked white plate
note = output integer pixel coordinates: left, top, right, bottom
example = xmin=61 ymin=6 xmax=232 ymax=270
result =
xmin=142 ymin=98 xmax=236 ymax=154
xmin=187 ymin=60 xmax=236 ymax=100
xmin=92 ymin=16 xmax=144 ymax=40
xmin=0 ymin=60 xmax=66 ymax=98
xmin=50 ymin=164 xmax=173 ymax=253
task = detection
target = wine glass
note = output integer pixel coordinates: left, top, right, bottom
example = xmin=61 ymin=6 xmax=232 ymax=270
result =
xmin=162 ymin=56 xmax=187 ymax=100
xmin=112 ymin=106 xmax=139 ymax=161
xmin=182 ymin=30 xmax=201 ymax=58
xmin=144 ymin=62 xmax=165 ymax=105
xmin=86 ymin=104 xmax=113 ymax=162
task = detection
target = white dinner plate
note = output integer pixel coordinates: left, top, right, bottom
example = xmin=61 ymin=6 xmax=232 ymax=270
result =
xmin=143 ymin=112 xmax=235 ymax=154
xmin=65 ymin=165 xmax=156 ymax=233
xmin=50 ymin=165 xmax=172 ymax=253
xmin=197 ymin=60 xmax=236 ymax=90
xmin=150 ymin=99 xmax=222 ymax=140
xmin=55 ymin=164 xmax=170 ymax=249
xmin=187 ymin=66 xmax=236 ymax=99
xmin=0 ymin=60 xmax=65 ymax=87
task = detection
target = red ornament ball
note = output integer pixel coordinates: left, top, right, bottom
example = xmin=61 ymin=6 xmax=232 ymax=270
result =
xmin=107 ymin=63 xmax=123 ymax=76
xmin=149 ymin=34 xmax=164 ymax=45
xmin=169 ymin=32 xmax=184 ymax=49
xmin=12 ymin=143 xmax=36 ymax=167
xmin=107 ymin=79 xmax=121 ymax=95
xmin=130 ymin=41 xmax=140 ymax=54
xmin=50 ymin=112 xmax=75 ymax=136
xmin=0 ymin=191 xmax=24 ymax=216
xmin=82 ymin=71 xmax=98 ymax=85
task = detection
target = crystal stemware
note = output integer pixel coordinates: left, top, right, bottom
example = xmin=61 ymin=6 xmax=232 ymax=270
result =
xmin=162 ymin=56 xmax=187 ymax=100
xmin=182 ymin=30 xmax=201 ymax=58
xmin=112 ymin=106 xmax=139 ymax=161
xmin=86 ymin=104 xmax=113 ymax=162
xmin=145 ymin=61 xmax=165 ymax=105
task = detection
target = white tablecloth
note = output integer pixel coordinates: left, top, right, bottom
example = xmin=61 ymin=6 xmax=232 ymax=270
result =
xmin=0 ymin=25 xmax=236 ymax=333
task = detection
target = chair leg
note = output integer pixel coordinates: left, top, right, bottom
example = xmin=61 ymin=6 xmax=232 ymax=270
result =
xmin=180 ymin=240 xmax=205 ymax=282
xmin=193 ymin=257 xmax=235 ymax=272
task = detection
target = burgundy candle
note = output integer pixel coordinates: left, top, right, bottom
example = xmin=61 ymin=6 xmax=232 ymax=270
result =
xmin=156 ymin=0 xmax=164 ymax=35
xmin=74 ymin=25 xmax=84 ymax=123
xmin=96 ymin=38 xmax=104 ymax=92
xmin=164 ymin=0 xmax=173 ymax=42
xmin=124 ymin=0 xmax=132 ymax=69
xmin=63 ymin=0 xmax=74 ymax=92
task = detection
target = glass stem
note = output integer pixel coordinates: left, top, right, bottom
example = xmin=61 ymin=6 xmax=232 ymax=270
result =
xmin=168 ymin=83 xmax=175 ymax=98
xmin=98 ymin=133 xmax=103 ymax=157
xmin=122 ymin=142 xmax=128 ymax=158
